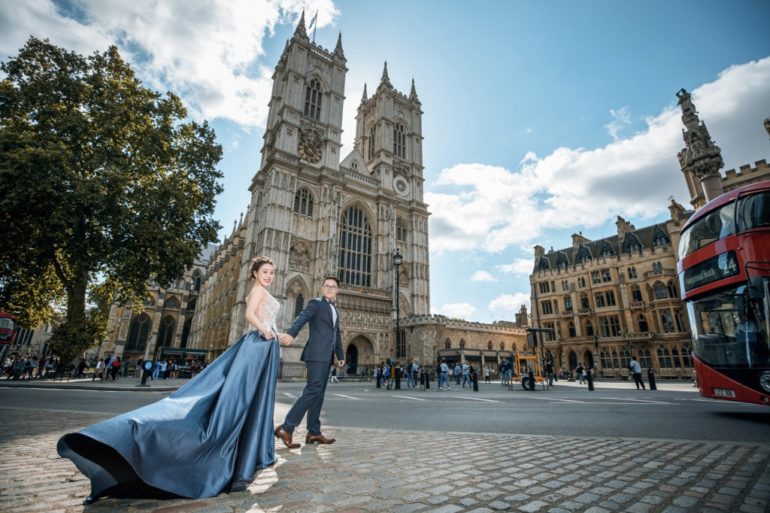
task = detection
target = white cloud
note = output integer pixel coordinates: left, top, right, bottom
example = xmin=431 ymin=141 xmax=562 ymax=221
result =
xmin=519 ymin=151 xmax=538 ymax=166
xmin=427 ymin=56 xmax=770 ymax=255
xmin=605 ymin=106 xmax=631 ymax=141
xmin=470 ymin=270 xmax=496 ymax=282
xmin=436 ymin=302 xmax=477 ymax=319
xmin=0 ymin=0 xmax=340 ymax=128
xmin=497 ymin=258 xmax=533 ymax=276
xmin=489 ymin=293 xmax=531 ymax=314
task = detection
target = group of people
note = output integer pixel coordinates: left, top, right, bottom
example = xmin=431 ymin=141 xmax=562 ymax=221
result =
xmin=436 ymin=359 xmax=481 ymax=390
xmin=2 ymin=353 xmax=58 ymax=380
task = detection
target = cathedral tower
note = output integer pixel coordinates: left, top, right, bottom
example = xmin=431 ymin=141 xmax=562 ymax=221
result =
xmin=229 ymin=15 xmax=431 ymax=371
xmin=231 ymin=13 xmax=347 ymax=346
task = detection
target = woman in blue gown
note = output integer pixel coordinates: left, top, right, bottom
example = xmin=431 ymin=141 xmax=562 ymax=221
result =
xmin=57 ymin=256 xmax=291 ymax=504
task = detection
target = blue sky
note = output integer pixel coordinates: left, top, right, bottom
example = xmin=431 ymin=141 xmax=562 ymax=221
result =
xmin=2 ymin=0 xmax=770 ymax=322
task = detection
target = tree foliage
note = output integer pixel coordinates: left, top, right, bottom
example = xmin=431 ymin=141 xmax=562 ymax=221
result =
xmin=0 ymin=37 xmax=223 ymax=362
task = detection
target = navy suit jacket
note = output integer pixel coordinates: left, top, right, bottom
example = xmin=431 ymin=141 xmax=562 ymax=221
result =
xmin=286 ymin=297 xmax=344 ymax=364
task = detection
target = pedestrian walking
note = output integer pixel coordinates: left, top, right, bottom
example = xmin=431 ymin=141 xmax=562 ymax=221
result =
xmin=630 ymin=356 xmax=645 ymax=390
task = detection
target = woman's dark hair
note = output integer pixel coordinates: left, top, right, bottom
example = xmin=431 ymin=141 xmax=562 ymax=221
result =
xmin=250 ymin=256 xmax=275 ymax=279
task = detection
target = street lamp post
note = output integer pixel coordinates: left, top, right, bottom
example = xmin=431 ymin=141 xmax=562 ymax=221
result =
xmin=393 ymin=250 xmax=403 ymax=390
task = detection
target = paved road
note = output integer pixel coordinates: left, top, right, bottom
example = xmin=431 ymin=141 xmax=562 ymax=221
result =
xmin=0 ymin=378 xmax=768 ymax=513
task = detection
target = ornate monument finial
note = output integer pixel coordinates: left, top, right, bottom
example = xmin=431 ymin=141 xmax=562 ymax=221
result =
xmin=764 ymin=117 xmax=770 ymax=141
xmin=361 ymin=83 xmax=368 ymax=102
xmin=676 ymin=88 xmax=724 ymax=202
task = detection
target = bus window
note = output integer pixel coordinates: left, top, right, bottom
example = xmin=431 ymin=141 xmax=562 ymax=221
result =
xmin=679 ymin=205 xmax=735 ymax=258
xmin=737 ymin=191 xmax=770 ymax=231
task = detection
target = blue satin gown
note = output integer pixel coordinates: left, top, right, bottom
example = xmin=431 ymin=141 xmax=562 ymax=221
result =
xmin=57 ymin=331 xmax=280 ymax=500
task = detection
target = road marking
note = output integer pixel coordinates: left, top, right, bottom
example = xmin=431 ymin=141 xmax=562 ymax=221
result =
xmin=548 ymin=398 xmax=584 ymax=403
xmin=282 ymin=392 xmax=296 ymax=398
xmin=450 ymin=396 xmax=500 ymax=403
xmin=332 ymin=394 xmax=360 ymax=400
xmin=392 ymin=395 xmax=427 ymax=401
xmin=597 ymin=396 xmax=674 ymax=405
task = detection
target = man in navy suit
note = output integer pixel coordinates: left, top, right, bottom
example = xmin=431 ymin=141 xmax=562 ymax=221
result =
xmin=275 ymin=276 xmax=345 ymax=447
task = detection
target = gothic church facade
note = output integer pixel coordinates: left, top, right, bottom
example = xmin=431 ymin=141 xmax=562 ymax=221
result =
xmin=190 ymin=15 xmax=430 ymax=374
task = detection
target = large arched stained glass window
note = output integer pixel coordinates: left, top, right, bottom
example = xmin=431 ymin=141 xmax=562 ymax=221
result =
xmin=126 ymin=314 xmax=150 ymax=351
xmin=338 ymin=206 xmax=372 ymax=287
xmin=157 ymin=316 xmax=176 ymax=348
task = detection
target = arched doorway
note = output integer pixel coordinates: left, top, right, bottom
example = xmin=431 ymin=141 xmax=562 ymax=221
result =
xmin=568 ymin=350 xmax=578 ymax=370
xmin=346 ymin=344 xmax=358 ymax=375
xmin=346 ymin=335 xmax=375 ymax=376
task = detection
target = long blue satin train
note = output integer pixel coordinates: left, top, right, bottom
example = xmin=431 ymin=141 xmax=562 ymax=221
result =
xmin=57 ymin=331 xmax=280 ymax=500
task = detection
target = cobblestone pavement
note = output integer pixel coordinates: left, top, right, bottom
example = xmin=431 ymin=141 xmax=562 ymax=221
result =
xmin=1 ymin=408 xmax=769 ymax=513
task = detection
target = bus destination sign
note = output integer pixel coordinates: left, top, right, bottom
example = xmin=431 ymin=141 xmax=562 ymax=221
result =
xmin=683 ymin=251 xmax=739 ymax=292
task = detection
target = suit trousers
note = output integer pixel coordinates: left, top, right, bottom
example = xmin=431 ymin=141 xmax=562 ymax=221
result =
xmin=282 ymin=360 xmax=331 ymax=435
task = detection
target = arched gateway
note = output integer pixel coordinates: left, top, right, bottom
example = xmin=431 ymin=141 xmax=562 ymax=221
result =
xmin=346 ymin=335 xmax=375 ymax=376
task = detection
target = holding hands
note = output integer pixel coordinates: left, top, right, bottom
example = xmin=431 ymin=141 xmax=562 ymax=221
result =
xmin=278 ymin=333 xmax=294 ymax=346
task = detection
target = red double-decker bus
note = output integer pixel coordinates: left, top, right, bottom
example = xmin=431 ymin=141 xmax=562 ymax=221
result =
xmin=678 ymin=180 xmax=770 ymax=405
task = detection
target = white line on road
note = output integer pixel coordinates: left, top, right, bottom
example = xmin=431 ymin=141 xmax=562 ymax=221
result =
xmin=548 ymin=398 xmax=584 ymax=403
xmin=597 ymin=396 xmax=674 ymax=405
xmin=450 ymin=396 xmax=501 ymax=403
xmin=392 ymin=395 xmax=427 ymax=401
xmin=332 ymin=394 xmax=360 ymax=400
xmin=282 ymin=392 xmax=296 ymax=398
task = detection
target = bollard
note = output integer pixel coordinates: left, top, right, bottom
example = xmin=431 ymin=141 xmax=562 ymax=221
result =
xmin=472 ymin=373 xmax=479 ymax=392
xmin=376 ymin=372 xmax=381 ymax=389
xmin=587 ymin=368 xmax=594 ymax=391
xmin=647 ymin=368 xmax=657 ymax=390
xmin=425 ymin=371 xmax=430 ymax=390
xmin=395 ymin=367 xmax=401 ymax=389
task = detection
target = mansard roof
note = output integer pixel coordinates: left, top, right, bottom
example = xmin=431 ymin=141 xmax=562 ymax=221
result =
xmin=535 ymin=222 xmax=672 ymax=271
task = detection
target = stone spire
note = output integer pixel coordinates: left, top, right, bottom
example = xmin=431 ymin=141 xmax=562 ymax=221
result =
xmin=293 ymin=10 xmax=309 ymax=42
xmin=361 ymin=83 xmax=368 ymax=103
xmin=676 ymin=88 xmax=724 ymax=203
xmin=409 ymin=78 xmax=420 ymax=103
xmin=379 ymin=61 xmax=392 ymax=89
xmin=334 ymin=32 xmax=345 ymax=59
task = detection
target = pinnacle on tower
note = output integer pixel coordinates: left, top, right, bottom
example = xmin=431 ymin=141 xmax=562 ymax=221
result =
xmin=293 ymin=10 xmax=308 ymax=41
xmin=361 ymin=83 xmax=368 ymax=102
xmin=334 ymin=32 xmax=345 ymax=59
xmin=409 ymin=78 xmax=420 ymax=103
xmin=379 ymin=61 xmax=392 ymax=89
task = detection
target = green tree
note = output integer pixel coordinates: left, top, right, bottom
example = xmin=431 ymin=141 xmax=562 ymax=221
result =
xmin=0 ymin=37 xmax=223 ymax=363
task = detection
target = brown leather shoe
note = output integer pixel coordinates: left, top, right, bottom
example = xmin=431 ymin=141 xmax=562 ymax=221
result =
xmin=306 ymin=433 xmax=336 ymax=444
xmin=274 ymin=425 xmax=300 ymax=449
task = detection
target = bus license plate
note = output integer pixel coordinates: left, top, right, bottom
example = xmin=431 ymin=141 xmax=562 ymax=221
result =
xmin=714 ymin=388 xmax=736 ymax=398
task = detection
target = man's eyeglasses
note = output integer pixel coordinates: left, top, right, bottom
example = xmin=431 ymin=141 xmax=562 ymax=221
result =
xmin=322 ymin=285 xmax=338 ymax=289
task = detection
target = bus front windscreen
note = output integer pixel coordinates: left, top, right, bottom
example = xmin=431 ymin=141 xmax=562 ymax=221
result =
xmin=686 ymin=287 xmax=769 ymax=368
